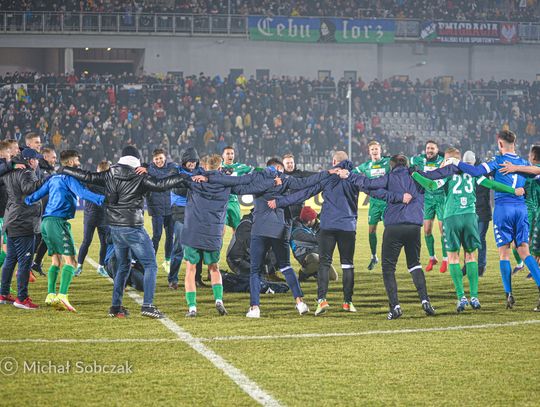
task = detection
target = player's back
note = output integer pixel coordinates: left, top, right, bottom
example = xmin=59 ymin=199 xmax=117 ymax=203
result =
xmin=490 ymin=154 xmax=528 ymax=205
xmin=443 ymin=173 xmax=476 ymax=219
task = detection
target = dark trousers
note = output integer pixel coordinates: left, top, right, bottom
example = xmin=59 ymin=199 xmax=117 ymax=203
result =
xmin=33 ymin=233 xmax=48 ymax=265
xmin=317 ymin=229 xmax=356 ymax=302
xmin=109 ymin=226 xmax=157 ymax=307
xmin=151 ymin=214 xmax=174 ymax=259
xmin=381 ymin=224 xmax=429 ymax=308
xmin=477 ymin=220 xmax=489 ymax=269
xmin=78 ymin=221 xmax=109 ymax=266
xmin=1 ymin=235 xmax=35 ymax=301
xmin=250 ymin=235 xmax=303 ymax=306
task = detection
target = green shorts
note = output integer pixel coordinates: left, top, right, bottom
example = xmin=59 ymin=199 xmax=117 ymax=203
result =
xmin=443 ymin=213 xmax=481 ymax=253
xmin=531 ymin=210 xmax=540 ymax=256
xmin=183 ymin=245 xmax=220 ymax=265
xmin=528 ymin=208 xmax=536 ymax=240
xmin=226 ymin=201 xmax=242 ymax=229
xmin=41 ymin=217 xmax=76 ymax=256
xmin=0 ymin=217 xmax=7 ymax=246
xmin=424 ymin=194 xmax=446 ymax=221
xmin=368 ymin=200 xmax=386 ymax=226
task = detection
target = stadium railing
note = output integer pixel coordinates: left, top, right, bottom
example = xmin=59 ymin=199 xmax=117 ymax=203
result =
xmin=1 ymin=11 xmax=538 ymax=41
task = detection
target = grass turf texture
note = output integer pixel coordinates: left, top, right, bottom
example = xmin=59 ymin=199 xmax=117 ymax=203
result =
xmin=1 ymin=209 xmax=539 ymax=406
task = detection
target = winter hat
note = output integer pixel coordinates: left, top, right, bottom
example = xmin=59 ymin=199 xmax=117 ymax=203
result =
xmin=463 ymin=150 xmax=476 ymax=165
xmin=121 ymin=145 xmax=140 ymax=159
xmin=21 ymin=148 xmax=42 ymax=160
xmin=299 ymin=206 xmax=318 ymax=223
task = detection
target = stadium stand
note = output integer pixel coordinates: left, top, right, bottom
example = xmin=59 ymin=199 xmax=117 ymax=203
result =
xmin=1 ymin=71 xmax=538 ymax=167
xmin=0 ymin=0 xmax=538 ymax=22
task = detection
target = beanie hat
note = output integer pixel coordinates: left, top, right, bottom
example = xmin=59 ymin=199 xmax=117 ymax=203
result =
xmin=121 ymin=145 xmax=140 ymax=159
xmin=299 ymin=206 xmax=318 ymax=223
xmin=463 ymin=150 xmax=476 ymax=165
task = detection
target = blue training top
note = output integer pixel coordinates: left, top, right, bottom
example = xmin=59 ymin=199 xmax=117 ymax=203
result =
xmin=458 ymin=153 xmax=529 ymax=205
xmin=25 ymin=174 xmax=104 ymax=220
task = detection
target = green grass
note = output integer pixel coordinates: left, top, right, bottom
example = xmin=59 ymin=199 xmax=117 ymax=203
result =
xmin=1 ymin=210 xmax=539 ymax=406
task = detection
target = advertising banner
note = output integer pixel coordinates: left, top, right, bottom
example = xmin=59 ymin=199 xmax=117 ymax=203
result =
xmin=248 ymin=16 xmax=395 ymax=43
xmin=420 ymin=21 xmax=518 ymax=44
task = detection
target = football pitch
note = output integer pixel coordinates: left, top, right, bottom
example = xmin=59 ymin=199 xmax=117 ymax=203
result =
xmin=1 ymin=209 xmax=539 ymax=406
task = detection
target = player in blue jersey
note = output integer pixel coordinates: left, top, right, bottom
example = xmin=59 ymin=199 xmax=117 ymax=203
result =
xmin=452 ymin=130 xmax=540 ymax=310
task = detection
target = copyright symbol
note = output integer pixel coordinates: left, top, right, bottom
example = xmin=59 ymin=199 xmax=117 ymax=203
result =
xmin=0 ymin=357 xmax=18 ymax=375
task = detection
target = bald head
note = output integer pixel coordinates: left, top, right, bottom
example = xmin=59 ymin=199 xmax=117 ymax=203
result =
xmin=332 ymin=151 xmax=348 ymax=166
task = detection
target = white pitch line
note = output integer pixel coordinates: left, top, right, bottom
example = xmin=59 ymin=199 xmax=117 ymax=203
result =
xmin=0 ymin=338 xmax=182 ymax=344
xmin=200 ymin=319 xmax=540 ymax=342
xmin=86 ymin=256 xmax=282 ymax=407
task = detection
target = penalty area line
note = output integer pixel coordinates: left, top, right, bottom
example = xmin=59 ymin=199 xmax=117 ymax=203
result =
xmin=86 ymin=256 xmax=283 ymax=407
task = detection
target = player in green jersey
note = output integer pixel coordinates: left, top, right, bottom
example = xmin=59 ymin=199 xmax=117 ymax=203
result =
xmin=411 ymin=140 xmax=448 ymax=273
xmin=352 ymin=141 xmax=391 ymax=270
xmin=222 ymin=146 xmax=253 ymax=231
xmin=413 ymin=148 xmax=524 ymax=312
xmin=512 ymin=146 xmax=540 ymax=277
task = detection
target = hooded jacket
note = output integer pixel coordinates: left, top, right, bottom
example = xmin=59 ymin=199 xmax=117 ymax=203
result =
xmin=276 ymin=160 xmax=362 ymax=232
xmin=61 ymin=162 xmax=190 ymax=227
xmin=212 ymin=168 xmax=331 ymax=239
xmin=181 ymin=170 xmax=277 ymax=251
xmin=283 ymin=167 xmax=315 ymax=219
xmin=146 ymin=161 xmax=177 ymax=217
xmin=171 ymin=148 xmax=200 ymax=222
xmin=348 ymin=165 xmax=458 ymax=227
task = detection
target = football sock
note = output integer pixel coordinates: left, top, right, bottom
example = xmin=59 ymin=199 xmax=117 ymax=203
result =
xmin=441 ymin=236 xmax=447 ymax=258
xmin=59 ymin=264 xmax=75 ymax=295
xmin=185 ymin=291 xmax=197 ymax=308
xmin=47 ymin=265 xmax=60 ymax=294
xmin=411 ymin=268 xmax=428 ymax=302
xmin=466 ymin=261 xmax=479 ymax=298
xmin=499 ymin=260 xmax=512 ymax=294
xmin=513 ymin=248 xmax=522 ymax=265
xmin=449 ymin=263 xmax=464 ymax=299
xmin=212 ymin=284 xmax=223 ymax=302
xmin=368 ymin=233 xmax=377 ymax=256
xmin=342 ymin=268 xmax=354 ymax=303
xmin=524 ymin=255 xmax=540 ymax=286
xmin=425 ymin=234 xmax=435 ymax=257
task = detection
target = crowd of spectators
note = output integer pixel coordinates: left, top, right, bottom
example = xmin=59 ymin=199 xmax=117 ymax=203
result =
xmin=1 ymin=70 xmax=539 ymax=168
xmin=0 ymin=0 xmax=538 ymax=22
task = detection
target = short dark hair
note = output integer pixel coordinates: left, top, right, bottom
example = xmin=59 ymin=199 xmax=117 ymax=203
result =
xmin=390 ymin=154 xmax=409 ymax=168
xmin=152 ymin=148 xmax=166 ymax=157
xmin=60 ymin=150 xmax=80 ymax=165
xmin=498 ymin=129 xmax=516 ymax=144
xmin=425 ymin=140 xmax=438 ymax=147
xmin=222 ymin=146 xmax=234 ymax=153
xmin=25 ymin=132 xmax=40 ymax=142
xmin=530 ymin=146 xmax=540 ymax=162
xmin=266 ymin=157 xmax=284 ymax=168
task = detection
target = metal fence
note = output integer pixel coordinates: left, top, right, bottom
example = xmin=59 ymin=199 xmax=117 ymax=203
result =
xmin=0 ymin=12 xmax=539 ymax=41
